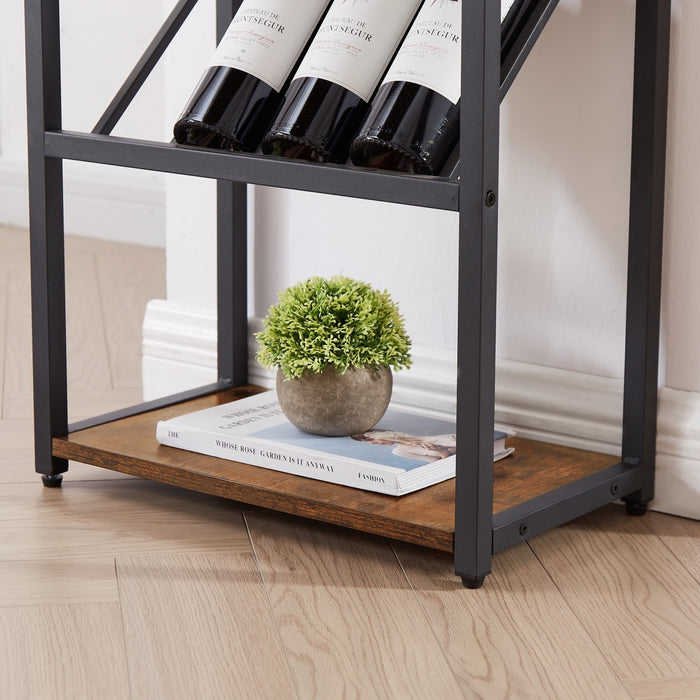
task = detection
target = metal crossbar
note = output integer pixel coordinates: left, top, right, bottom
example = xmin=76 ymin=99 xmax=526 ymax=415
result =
xmin=92 ymin=0 xmax=200 ymax=135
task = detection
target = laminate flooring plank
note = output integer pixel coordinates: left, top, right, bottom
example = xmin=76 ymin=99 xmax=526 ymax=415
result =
xmin=64 ymin=249 xmax=113 ymax=391
xmin=0 ymin=225 xmax=30 ymax=253
xmin=528 ymin=505 xmax=700 ymax=680
xmin=0 ymin=419 xmax=34 ymax=449
xmin=393 ymin=540 xmax=631 ymax=699
xmin=0 ymin=446 xmax=138 ymax=483
xmin=0 ymin=603 xmax=130 ymax=700
xmin=624 ymin=677 xmax=700 ymax=699
xmin=3 ymin=387 xmax=145 ymax=422
xmin=0 ymin=480 xmax=252 ymax=561
xmin=0 ymin=265 xmax=8 ymax=406
xmin=0 ymin=556 xmax=119 ymax=607
xmin=0 ymin=428 xmax=137 ymax=484
xmin=6 ymin=243 xmax=113 ymax=395
xmin=116 ymin=551 xmax=296 ymax=699
xmin=94 ymin=240 xmax=165 ymax=390
xmin=9 ymin=238 xmax=111 ymax=398
xmin=3 ymin=250 xmax=32 ymax=394
xmin=648 ymin=511 xmax=700 ymax=581
xmin=1 ymin=230 xmax=32 ymax=418
xmin=245 ymin=510 xmax=467 ymax=699
xmin=0 ymin=447 xmax=35 ymax=483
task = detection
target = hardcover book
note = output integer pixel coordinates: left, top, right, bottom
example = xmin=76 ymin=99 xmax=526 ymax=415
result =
xmin=156 ymin=391 xmax=513 ymax=496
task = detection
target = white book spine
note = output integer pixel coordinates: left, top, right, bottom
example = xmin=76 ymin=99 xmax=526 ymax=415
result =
xmin=156 ymin=421 xmax=403 ymax=495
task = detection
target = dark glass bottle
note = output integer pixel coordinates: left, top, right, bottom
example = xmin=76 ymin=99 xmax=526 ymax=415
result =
xmin=350 ymin=0 xmax=529 ymax=176
xmin=262 ymin=0 xmax=422 ymax=164
xmin=173 ymin=0 xmax=331 ymax=152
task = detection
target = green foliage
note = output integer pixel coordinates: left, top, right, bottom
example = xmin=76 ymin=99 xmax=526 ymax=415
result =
xmin=255 ymin=276 xmax=412 ymax=379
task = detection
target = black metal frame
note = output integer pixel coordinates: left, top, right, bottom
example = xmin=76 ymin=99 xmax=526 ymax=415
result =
xmin=25 ymin=0 xmax=670 ymax=584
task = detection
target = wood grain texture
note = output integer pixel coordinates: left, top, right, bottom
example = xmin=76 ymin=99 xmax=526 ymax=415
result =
xmin=0 ymin=228 xmax=27 ymax=404
xmin=0 ymin=448 xmax=35 ymax=483
xmin=0 ymin=557 xmax=119 ymax=607
xmin=4 ymin=387 xmax=146 ymax=422
xmin=64 ymin=250 xmax=113 ymax=391
xmin=3 ymin=249 xmax=32 ymax=393
xmin=246 ymin=510 xmax=466 ymax=698
xmin=93 ymin=241 xmax=165 ymax=390
xmin=0 ymin=603 xmax=130 ymax=700
xmin=0 ymin=419 xmax=34 ymax=450
xmin=0 ymin=226 xmax=160 ymax=421
xmin=0 ymin=265 xmax=7 ymax=406
xmin=529 ymin=505 xmax=700 ymax=680
xmin=492 ymin=437 xmax=618 ymax=512
xmin=0 ymin=452 xmax=138 ymax=484
xmin=0 ymin=480 xmax=252 ymax=561
xmin=624 ymin=677 xmax=700 ymax=699
xmin=117 ymin=552 xmax=296 ymax=699
xmin=648 ymin=511 xmax=700 ymax=580
xmin=394 ymin=540 xmax=631 ymax=699
xmin=52 ymin=388 xmax=620 ymax=552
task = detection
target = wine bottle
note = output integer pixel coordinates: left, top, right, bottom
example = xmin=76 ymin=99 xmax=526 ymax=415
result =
xmin=173 ymin=0 xmax=331 ymax=152
xmin=349 ymin=0 xmax=527 ymax=176
xmin=261 ymin=0 xmax=422 ymax=164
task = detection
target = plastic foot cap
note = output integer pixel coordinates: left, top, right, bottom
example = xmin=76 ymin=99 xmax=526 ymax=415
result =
xmin=461 ymin=575 xmax=486 ymax=589
xmin=41 ymin=474 xmax=63 ymax=488
xmin=625 ymin=500 xmax=648 ymax=516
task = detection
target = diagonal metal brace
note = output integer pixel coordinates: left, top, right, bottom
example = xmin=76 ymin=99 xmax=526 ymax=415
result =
xmin=92 ymin=0 xmax=200 ymax=135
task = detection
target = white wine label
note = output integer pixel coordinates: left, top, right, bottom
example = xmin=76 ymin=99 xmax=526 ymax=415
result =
xmin=382 ymin=0 xmax=462 ymax=105
xmin=293 ymin=0 xmax=422 ymax=102
xmin=209 ymin=0 xmax=330 ymax=91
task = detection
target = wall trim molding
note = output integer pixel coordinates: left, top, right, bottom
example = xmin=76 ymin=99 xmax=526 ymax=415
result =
xmin=0 ymin=159 xmax=165 ymax=247
xmin=142 ymin=300 xmax=699 ymax=519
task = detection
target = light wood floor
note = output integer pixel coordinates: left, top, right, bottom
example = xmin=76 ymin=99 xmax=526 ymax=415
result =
xmin=1 ymin=224 xmax=699 ymax=700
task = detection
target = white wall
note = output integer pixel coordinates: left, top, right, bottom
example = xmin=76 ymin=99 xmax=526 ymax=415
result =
xmin=1 ymin=0 xmax=167 ymax=245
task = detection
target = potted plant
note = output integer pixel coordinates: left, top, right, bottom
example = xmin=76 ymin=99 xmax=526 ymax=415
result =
xmin=255 ymin=275 xmax=412 ymax=436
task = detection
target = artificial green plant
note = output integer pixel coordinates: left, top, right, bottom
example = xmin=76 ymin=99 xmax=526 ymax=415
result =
xmin=255 ymin=275 xmax=412 ymax=379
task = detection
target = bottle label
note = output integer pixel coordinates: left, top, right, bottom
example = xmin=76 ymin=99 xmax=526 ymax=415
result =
xmin=382 ymin=0 xmax=462 ymax=104
xmin=209 ymin=0 xmax=330 ymax=92
xmin=293 ymin=0 xmax=422 ymax=102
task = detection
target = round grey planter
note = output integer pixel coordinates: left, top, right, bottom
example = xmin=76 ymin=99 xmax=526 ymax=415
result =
xmin=276 ymin=365 xmax=392 ymax=437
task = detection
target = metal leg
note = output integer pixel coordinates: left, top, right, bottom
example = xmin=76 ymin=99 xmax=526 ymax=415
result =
xmin=25 ymin=0 xmax=69 ymax=481
xmin=217 ymin=180 xmax=249 ymax=386
xmin=621 ymin=0 xmax=671 ymax=514
xmin=453 ymin=0 xmax=501 ymax=586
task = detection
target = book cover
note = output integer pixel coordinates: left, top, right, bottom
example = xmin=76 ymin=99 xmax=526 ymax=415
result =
xmin=156 ymin=390 xmax=513 ymax=496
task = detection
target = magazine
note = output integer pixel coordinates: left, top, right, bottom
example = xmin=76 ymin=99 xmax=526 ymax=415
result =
xmin=156 ymin=390 xmax=513 ymax=496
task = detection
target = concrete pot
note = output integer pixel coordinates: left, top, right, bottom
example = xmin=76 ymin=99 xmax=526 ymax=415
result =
xmin=276 ymin=365 xmax=392 ymax=437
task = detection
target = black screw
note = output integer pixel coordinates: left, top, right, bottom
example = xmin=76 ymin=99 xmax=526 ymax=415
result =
xmin=519 ymin=523 xmax=529 ymax=537
xmin=485 ymin=190 xmax=496 ymax=207
xmin=611 ymin=482 xmax=620 ymax=496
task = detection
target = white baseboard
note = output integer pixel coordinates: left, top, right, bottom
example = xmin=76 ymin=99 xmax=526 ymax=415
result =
xmin=142 ymin=300 xmax=699 ymax=520
xmin=0 ymin=160 xmax=165 ymax=247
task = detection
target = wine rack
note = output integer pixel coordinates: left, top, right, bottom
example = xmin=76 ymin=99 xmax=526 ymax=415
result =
xmin=25 ymin=0 xmax=671 ymax=587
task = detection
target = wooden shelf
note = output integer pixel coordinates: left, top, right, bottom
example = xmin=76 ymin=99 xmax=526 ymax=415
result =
xmin=53 ymin=387 xmax=619 ymax=553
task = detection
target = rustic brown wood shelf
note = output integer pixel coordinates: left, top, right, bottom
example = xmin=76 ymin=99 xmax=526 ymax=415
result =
xmin=53 ymin=387 xmax=619 ymax=553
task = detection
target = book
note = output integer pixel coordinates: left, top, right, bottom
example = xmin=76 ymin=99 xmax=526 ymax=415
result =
xmin=156 ymin=390 xmax=514 ymax=497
